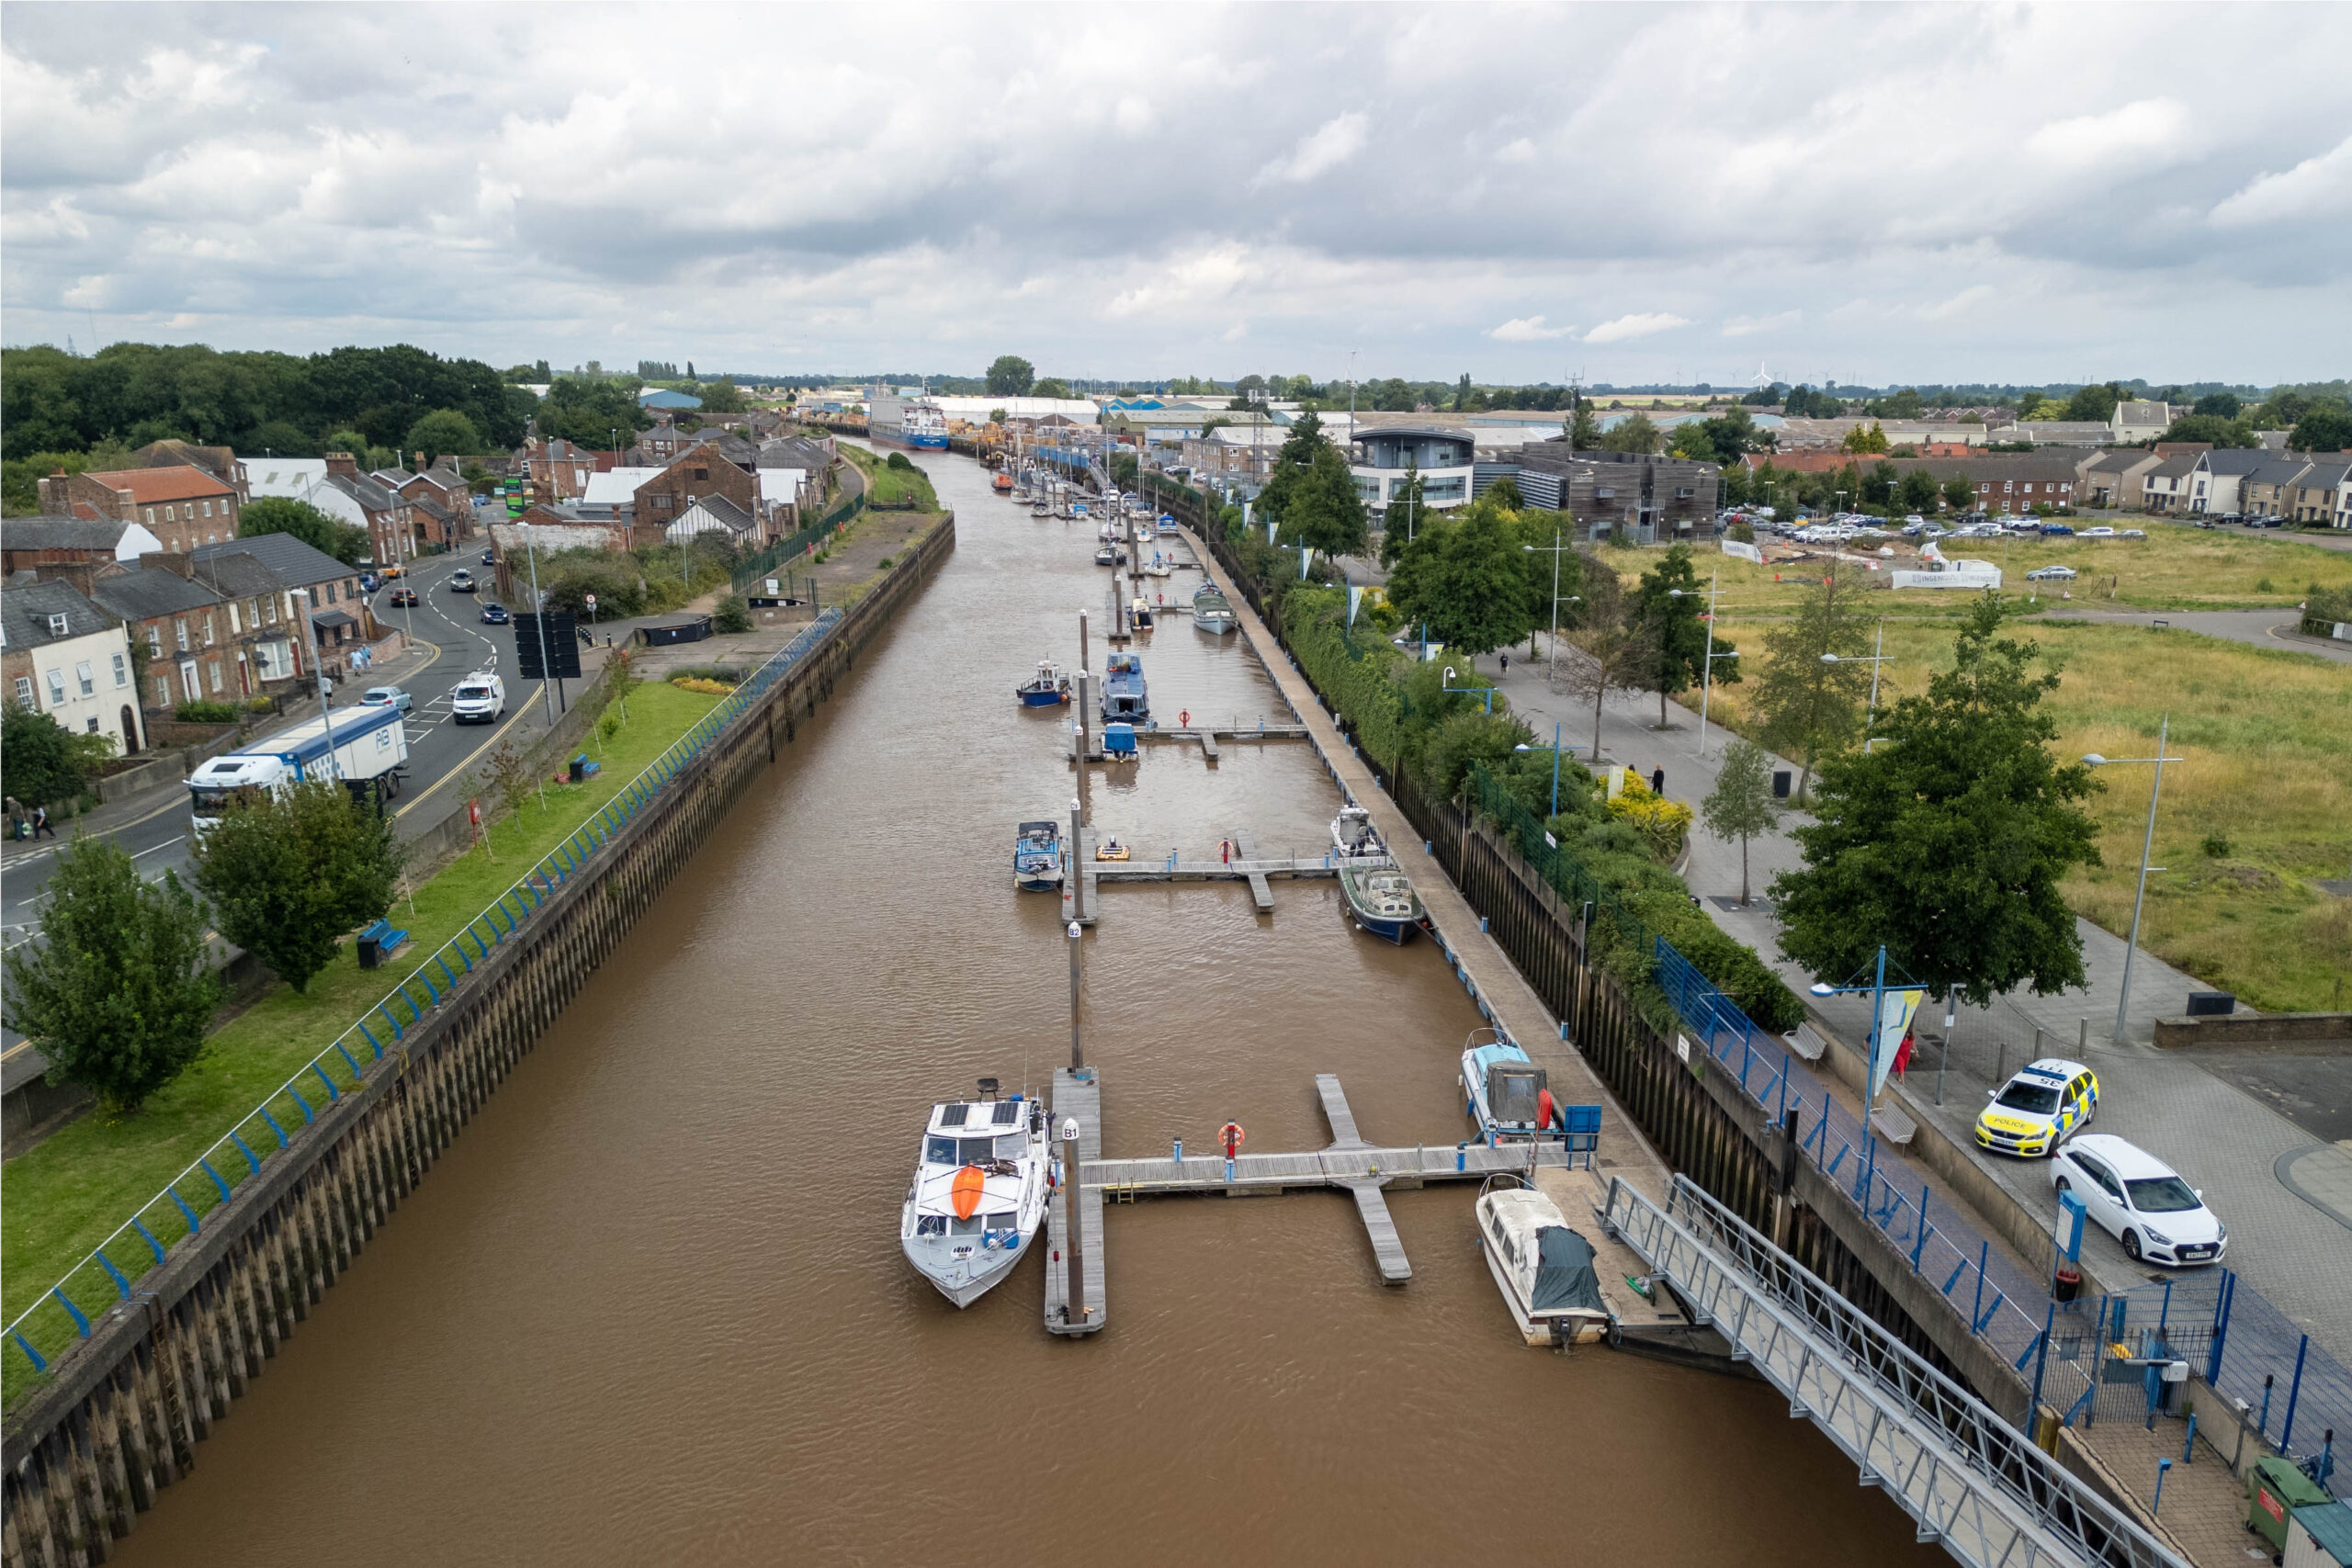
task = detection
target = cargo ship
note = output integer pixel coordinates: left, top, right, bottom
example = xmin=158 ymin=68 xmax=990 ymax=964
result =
xmin=869 ymin=393 xmax=951 ymax=450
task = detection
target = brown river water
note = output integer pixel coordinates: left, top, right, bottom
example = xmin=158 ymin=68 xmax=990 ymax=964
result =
xmin=116 ymin=451 xmax=1933 ymax=1566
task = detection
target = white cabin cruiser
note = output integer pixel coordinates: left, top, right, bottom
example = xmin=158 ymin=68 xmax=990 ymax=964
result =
xmin=901 ymin=1084 xmax=1051 ymax=1307
xmin=1460 ymin=1029 xmax=1557 ymax=1144
xmin=1476 ymin=1181 xmax=1612 ymax=1346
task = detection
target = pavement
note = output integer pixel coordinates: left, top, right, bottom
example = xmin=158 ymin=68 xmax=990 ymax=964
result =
xmin=2 ymin=543 xmax=601 ymax=1095
xmin=1476 ymin=637 xmax=2352 ymax=1370
xmin=2036 ymin=604 xmax=2352 ymax=663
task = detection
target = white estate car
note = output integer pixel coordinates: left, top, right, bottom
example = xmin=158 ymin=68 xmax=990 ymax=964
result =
xmin=2050 ymin=1134 xmax=2226 ymax=1267
xmin=450 ymin=671 xmax=505 ymax=724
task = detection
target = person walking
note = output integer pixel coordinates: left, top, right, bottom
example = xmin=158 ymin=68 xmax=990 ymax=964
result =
xmin=32 ymin=803 xmax=57 ymax=839
xmin=1499 ymin=651 xmax=1509 ymax=676
xmin=4 ymin=795 xmax=22 ymax=841
xmin=1650 ymin=765 xmax=1666 ymax=796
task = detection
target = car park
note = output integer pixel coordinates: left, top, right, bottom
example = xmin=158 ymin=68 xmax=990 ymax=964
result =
xmin=2027 ymin=565 xmax=2079 ymax=581
xmin=388 ymin=587 xmax=419 ymax=607
xmin=358 ymin=685 xmax=413 ymax=714
xmin=450 ymin=672 xmax=505 ymax=724
xmin=480 ymin=602 xmax=511 ymax=625
xmin=448 ymin=569 xmax=477 ymax=592
xmin=1975 ymin=1057 xmax=2098 ymax=1156
xmin=2049 ymin=1134 xmax=2225 ymax=1266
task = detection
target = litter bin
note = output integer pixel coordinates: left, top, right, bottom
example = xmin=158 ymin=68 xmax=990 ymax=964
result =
xmin=570 ymin=753 xmax=588 ymax=784
xmin=1772 ymin=769 xmax=1792 ymax=800
xmin=357 ymin=935 xmax=383 ymax=970
xmin=2247 ymin=1456 xmax=2330 ymax=1559
xmin=2053 ymin=1265 xmax=2083 ymax=1303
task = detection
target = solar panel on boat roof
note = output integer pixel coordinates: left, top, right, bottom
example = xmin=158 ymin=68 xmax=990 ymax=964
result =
xmin=941 ymin=1104 xmax=969 ymax=1126
xmin=992 ymin=1101 xmax=1020 ymax=1125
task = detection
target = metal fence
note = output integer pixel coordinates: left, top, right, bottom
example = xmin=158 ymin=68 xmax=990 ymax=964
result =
xmin=1648 ymin=926 xmax=2351 ymax=1474
xmin=731 ymin=494 xmax=864 ymax=591
xmin=5 ymin=609 xmax=845 ymax=1393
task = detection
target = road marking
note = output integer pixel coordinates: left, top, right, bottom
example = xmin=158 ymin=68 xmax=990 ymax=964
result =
xmin=130 ymin=835 xmax=186 ymax=860
xmin=395 ymin=699 xmax=540 ymax=817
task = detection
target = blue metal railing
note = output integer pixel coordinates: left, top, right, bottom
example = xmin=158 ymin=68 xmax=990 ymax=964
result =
xmin=5 ymin=609 xmax=846 ymax=1390
xmin=1650 ymin=931 xmax=2350 ymax=1473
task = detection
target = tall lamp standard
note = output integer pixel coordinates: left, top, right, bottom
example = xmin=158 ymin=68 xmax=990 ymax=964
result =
xmin=1668 ymin=567 xmax=1738 ymax=757
xmin=1514 ymin=725 xmax=1571 ymax=818
xmin=1523 ymin=533 xmax=1577 ymax=682
xmin=2084 ymin=716 xmax=2183 ymax=1045
xmin=1821 ymin=618 xmax=1891 ymax=750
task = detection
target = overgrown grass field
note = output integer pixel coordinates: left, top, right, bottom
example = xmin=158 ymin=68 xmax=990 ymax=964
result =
xmin=0 ymin=681 xmax=725 ymax=1371
xmin=1698 ymin=617 xmax=2352 ymax=1012
xmin=842 ymin=442 xmax=941 ymax=511
xmin=1596 ymin=527 xmax=2352 ymax=618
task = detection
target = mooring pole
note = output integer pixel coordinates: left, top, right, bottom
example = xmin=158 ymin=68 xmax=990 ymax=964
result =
xmin=1068 ymin=917 xmax=1084 ymax=1070
xmin=1069 ymin=797 xmax=1087 ymax=925
xmin=1062 ymin=1111 xmax=1087 ymax=1325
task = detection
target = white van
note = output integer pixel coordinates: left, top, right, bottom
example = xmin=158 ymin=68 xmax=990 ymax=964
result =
xmin=450 ymin=671 xmax=505 ymax=724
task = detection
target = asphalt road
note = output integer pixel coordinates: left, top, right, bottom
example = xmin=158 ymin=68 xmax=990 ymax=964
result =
xmin=1 ymin=538 xmax=590 ymax=1089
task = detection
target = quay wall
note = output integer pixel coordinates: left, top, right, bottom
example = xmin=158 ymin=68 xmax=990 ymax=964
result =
xmin=0 ymin=519 xmax=957 ymax=1568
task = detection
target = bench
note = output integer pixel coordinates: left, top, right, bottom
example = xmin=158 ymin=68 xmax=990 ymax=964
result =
xmin=357 ymin=918 xmax=411 ymax=970
xmin=569 ymin=754 xmax=602 ymax=784
xmin=1785 ymin=1023 xmax=1829 ymax=1062
xmin=1869 ymin=1103 xmax=1919 ymax=1145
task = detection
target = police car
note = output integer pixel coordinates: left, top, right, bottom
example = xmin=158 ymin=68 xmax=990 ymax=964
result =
xmin=1974 ymin=1058 xmax=2098 ymax=1156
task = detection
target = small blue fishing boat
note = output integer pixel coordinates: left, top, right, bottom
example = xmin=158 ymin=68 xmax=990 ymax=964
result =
xmin=1156 ymin=513 xmax=1179 ymax=536
xmin=1014 ymin=660 xmax=1071 ymax=707
xmin=1460 ymin=1029 xmax=1557 ymax=1144
xmin=1013 ymin=821 xmax=1064 ymax=891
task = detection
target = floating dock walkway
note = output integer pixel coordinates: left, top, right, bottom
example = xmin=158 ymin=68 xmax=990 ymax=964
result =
xmin=1044 ymin=1066 xmax=1106 ymax=1337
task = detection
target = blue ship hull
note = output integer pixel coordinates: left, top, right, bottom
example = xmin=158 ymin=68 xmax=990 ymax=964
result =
xmin=1353 ymin=911 xmax=1419 ymax=945
xmin=1016 ymin=687 xmax=1067 ymax=707
xmin=873 ymin=425 xmax=950 ymax=450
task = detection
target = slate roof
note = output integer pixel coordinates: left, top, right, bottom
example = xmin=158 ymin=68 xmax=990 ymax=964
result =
xmin=675 ymin=495 xmax=757 ymax=535
xmin=325 ymin=472 xmax=401 ymax=512
xmin=1 ymin=515 xmax=134 ymax=552
xmin=87 ymin=567 xmax=224 ymax=624
xmin=187 ymin=551 xmax=282 ymax=603
xmin=2196 ymin=449 xmax=2274 ymax=476
xmin=190 ymin=532 xmax=356 ymax=587
xmin=758 ymin=437 xmax=832 ymax=469
xmin=2 ymin=578 xmax=116 ymax=647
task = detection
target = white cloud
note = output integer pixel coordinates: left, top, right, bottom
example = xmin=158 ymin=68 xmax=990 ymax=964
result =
xmin=1917 ymin=285 xmax=1996 ymax=322
xmin=1490 ymin=315 xmax=1574 ymax=341
xmin=1722 ymin=310 xmax=1799 ymax=338
xmin=2025 ymin=98 xmax=2191 ymax=170
xmin=1250 ymin=111 xmax=1368 ymax=187
xmin=2210 ymin=134 xmax=2352 ymax=228
xmin=1583 ymin=312 xmax=1692 ymax=344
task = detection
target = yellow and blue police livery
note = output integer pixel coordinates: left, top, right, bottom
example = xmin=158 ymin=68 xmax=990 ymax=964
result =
xmin=1974 ymin=1057 xmax=2098 ymax=1157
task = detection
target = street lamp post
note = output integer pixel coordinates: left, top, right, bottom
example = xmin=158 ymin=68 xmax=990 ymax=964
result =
xmin=1821 ymin=618 xmax=1891 ymax=750
xmin=292 ymin=588 xmax=338 ymax=782
xmin=1514 ymin=724 xmax=1569 ymax=818
xmin=2084 ymin=716 xmax=2183 ymax=1045
xmin=1441 ymin=667 xmax=1495 ymax=715
xmin=1669 ymin=567 xmax=1739 ymax=757
xmin=1523 ymin=531 xmax=1577 ymax=674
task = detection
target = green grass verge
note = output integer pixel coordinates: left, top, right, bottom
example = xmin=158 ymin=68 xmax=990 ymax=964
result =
xmin=841 ymin=442 xmax=940 ymax=510
xmin=1 ymin=680 xmax=723 ymax=1404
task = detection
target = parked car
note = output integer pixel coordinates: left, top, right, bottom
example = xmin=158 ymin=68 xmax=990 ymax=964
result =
xmin=2079 ymin=526 xmax=2117 ymax=537
xmin=1902 ymin=513 xmax=1925 ymax=526
xmin=2027 ymin=565 xmax=2079 ymax=582
xmin=450 ymin=671 xmax=505 ymax=724
xmin=448 ymin=569 xmax=477 ymax=592
xmin=388 ymin=587 xmax=419 ymax=607
xmin=360 ymin=572 xmax=382 ymax=593
xmin=2050 ymin=1134 xmax=2225 ymax=1267
xmin=358 ymin=685 xmax=413 ymax=715
xmin=480 ymin=602 xmax=511 ymax=625
xmin=2119 ymin=528 xmax=2147 ymax=539
xmin=2040 ymin=523 xmax=2075 ymax=537
xmin=1975 ymin=1057 xmax=2098 ymax=1157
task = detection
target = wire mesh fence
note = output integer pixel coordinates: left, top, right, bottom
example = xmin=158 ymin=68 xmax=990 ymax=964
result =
xmin=5 ymin=609 xmax=844 ymax=1393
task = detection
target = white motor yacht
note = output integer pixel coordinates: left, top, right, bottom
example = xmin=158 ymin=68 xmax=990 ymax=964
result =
xmin=901 ymin=1084 xmax=1051 ymax=1307
xmin=1476 ymin=1182 xmax=1613 ymax=1346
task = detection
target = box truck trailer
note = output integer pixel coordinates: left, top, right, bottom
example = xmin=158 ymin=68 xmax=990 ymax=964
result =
xmin=188 ymin=705 xmax=411 ymax=831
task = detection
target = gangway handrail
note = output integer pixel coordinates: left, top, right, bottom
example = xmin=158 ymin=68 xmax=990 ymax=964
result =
xmin=1604 ymin=1175 xmax=2186 ymax=1568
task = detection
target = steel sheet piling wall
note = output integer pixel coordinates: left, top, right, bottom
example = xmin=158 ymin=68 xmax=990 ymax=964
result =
xmin=0 ymin=522 xmax=956 ymax=1568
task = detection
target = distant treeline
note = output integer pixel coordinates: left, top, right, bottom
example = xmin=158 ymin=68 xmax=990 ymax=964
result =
xmin=1 ymin=342 xmax=536 ymax=462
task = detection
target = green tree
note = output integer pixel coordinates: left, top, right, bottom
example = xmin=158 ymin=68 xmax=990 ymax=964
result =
xmin=239 ymin=496 xmax=372 ymax=568
xmin=1770 ymin=595 xmax=2103 ymax=1006
xmin=986 ymin=407 xmax=1008 ymax=425
xmin=2287 ymin=404 xmax=2352 ymax=454
xmin=2192 ymin=391 xmax=2241 ymax=419
xmin=1383 ymin=502 xmax=1533 ymax=660
xmin=1701 ymin=738 xmax=1779 ymax=906
xmin=1749 ymin=566 xmax=1870 ymax=799
xmin=985 ymin=355 xmax=1035 ymax=397
xmin=2063 ymin=381 xmax=2126 ymax=423
xmin=2160 ymin=413 xmax=2256 ymax=448
xmin=2014 ymin=391 xmax=2051 ymax=421
xmin=403 ymin=408 xmax=485 ymax=462
xmin=1454 ymin=373 xmax=1473 ymax=412
xmin=1283 ymin=446 xmax=1370 ymax=559
xmin=1895 ymin=468 xmax=1941 ymax=513
xmin=1941 ymin=475 xmax=1975 ymax=513
xmin=1032 ymin=377 xmax=1073 ymax=399
xmin=1566 ymin=401 xmax=1602 ymax=450
xmin=537 ymin=376 xmax=650 ymax=447
xmin=1630 ymin=544 xmax=1730 ymax=728
xmin=1370 ymin=378 xmax=1416 ymax=412
xmin=1841 ymin=421 xmax=1891 ymax=455
xmin=1555 ymin=560 xmax=1652 ymax=759
xmin=3 ymin=837 xmax=221 ymax=1113
xmin=714 ymin=592 xmax=752 ymax=633
xmin=1599 ymin=412 xmax=1661 ymax=454
xmin=695 ymin=378 xmax=746 ymax=414
xmin=2 ymin=700 xmax=115 ymax=805
xmin=193 ymin=777 xmax=402 ymax=992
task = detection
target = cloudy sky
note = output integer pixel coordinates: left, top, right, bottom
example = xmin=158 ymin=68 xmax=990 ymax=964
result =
xmin=4 ymin=3 xmax=2347 ymax=387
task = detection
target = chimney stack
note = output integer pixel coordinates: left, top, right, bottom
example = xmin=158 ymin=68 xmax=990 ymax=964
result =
xmin=325 ymin=451 xmax=360 ymax=480
xmin=140 ymin=551 xmax=198 ymax=581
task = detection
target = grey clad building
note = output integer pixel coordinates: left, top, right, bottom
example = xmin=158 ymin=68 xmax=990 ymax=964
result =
xmin=1510 ymin=441 xmax=1721 ymax=543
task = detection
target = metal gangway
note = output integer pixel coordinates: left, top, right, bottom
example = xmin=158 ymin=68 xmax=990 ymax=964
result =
xmin=1601 ymin=1176 xmax=2186 ymax=1568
